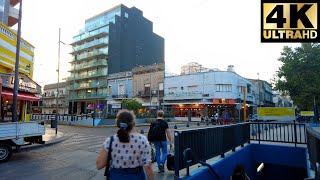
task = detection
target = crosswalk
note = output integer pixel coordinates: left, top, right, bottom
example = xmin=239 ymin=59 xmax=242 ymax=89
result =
xmin=56 ymin=133 xmax=108 ymax=153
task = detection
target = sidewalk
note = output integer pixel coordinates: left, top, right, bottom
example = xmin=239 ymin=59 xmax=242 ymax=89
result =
xmin=19 ymin=125 xmax=68 ymax=152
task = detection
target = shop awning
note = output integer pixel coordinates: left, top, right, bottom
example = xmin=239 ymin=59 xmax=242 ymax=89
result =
xmin=1 ymin=90 xmax=40 ymax=101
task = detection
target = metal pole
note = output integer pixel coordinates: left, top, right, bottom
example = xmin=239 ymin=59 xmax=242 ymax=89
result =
xmin=150 ymin=73 xmax=152 ymax=112
xmin=258 ymin=73 xmax=260 ymax=107
xmin=12 ymin=0 xmax=23 ymax=122
xmin=71 ymin=52 xmax=76 ymax=121
xmin=55 ymin=28 xmax=61 ymax=134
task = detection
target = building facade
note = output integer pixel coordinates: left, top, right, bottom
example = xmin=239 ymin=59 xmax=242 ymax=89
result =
xmin=42 ymin=82 xmax=69 ymax=115
xmin=249 ymin=79 xmax=274 ymax=107
xmin=133 ymin=63 xmax=164 ymax=111
xmin=106 ymin=71 xmax=133 ymax=114
xmin=67 ymin=4 xmax=164 ymax=115
xmin=163 ymin=69 xmax=255 ymax=119
xmin=0 ymin=0 xmax=19 ymax=27
xmin=0 ymin=0 xmax=39 ymax=122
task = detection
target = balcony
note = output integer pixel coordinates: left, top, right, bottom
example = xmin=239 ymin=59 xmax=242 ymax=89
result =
xmin=66 ymin=71 xmax=108 ymax=81
xmin=72 ymin=50 xmax=108 ymax=63
xmin=66 ymin=81 xmax=108 ymax=91
xmin=71 ymin=93 xmax=108 ymax=100
xmin=71 ymin=27 xmax=109 ymax=46
xmin=72 ymin=38 xmax=108 ymax=54
xmin=7 ymin=6 xmax=18 ymax=27
xmin=69 ymin=59 xmax=107 ymax=72
xmin=112 ymin=94 xmax=128 ymax=99
xmin=163 ymin=91 xmax=203 ymax=100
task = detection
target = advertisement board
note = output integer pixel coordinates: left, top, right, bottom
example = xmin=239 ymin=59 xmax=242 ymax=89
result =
xmin=257 ymin=107 xmax=295 ymax=121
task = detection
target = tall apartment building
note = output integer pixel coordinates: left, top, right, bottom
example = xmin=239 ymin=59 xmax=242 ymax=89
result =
xmin=68 ymin=4 xmax=164 ymax=114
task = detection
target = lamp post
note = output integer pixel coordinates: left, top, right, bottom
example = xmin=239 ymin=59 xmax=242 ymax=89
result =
xmin=55 ymin=28 xmax=61 ymax=134
xmin=12 ymin=0 xmax=23 ymax=122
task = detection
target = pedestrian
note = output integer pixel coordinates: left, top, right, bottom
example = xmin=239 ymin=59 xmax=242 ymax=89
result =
xmin=96 ymin=109 xmax=154 ymax=180
xmin=149 ymin=110 xmax=173 ymax=173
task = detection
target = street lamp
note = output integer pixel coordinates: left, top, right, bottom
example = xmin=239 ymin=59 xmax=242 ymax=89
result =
xmin=55 ymin=28 xmax=61 ymax=134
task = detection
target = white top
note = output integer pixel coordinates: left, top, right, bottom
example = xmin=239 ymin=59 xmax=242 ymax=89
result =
xmin=103 ymin=133 xmax=152 ymax=168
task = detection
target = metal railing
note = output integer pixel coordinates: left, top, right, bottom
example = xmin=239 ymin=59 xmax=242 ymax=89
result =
xmin=306 ymin=124 xmax=320 ymax=178
xmin=174 ymin=123 xmax=250 ymax=179
xmin=250 ymin=121 xmax=307 ymax=146
xmin=31 ymin=114 xmax=93 ymax=121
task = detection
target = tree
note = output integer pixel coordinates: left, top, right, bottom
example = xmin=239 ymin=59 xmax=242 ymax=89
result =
xmin=121 ymin=99 xmax=142 ymax=113
xmin=276 ymin=43 xmax=320 ymax=110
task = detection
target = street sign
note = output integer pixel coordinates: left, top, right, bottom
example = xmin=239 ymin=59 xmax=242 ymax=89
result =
xmin=236 ymin=103 xmax=242 ymax=110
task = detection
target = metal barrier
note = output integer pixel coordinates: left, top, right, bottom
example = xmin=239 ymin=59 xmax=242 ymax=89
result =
xmin=174 ymin=123 xmax=250 ymax=179
xmin=250 ymin=121 xmax=307 ymax=146
xmin=306 ymin=125 xmax=320 ymax=179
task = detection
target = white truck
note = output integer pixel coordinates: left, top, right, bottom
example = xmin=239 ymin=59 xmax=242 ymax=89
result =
xmin=0 ymin=121 xmax=45 ymax=163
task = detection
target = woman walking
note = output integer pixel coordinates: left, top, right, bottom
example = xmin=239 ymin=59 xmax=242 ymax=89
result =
xmin=96 ymin=109 xmax=154 ymax=180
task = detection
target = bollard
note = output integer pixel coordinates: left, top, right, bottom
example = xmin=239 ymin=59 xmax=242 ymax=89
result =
xmin=174 ymin=125 xmax=177 ymax=129
xmin=186 ymin=123 xmax=190 ymax=127
xmin=140 ymin=129 xmax=145 ymax=134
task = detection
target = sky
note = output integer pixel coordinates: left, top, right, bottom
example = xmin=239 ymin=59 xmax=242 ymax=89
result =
xmin=17 ymin=0 xmax=300 ymax=87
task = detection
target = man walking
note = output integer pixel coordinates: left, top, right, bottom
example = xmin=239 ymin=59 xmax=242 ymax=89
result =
xmin=148 ymin=110 xmax=172 ymax=173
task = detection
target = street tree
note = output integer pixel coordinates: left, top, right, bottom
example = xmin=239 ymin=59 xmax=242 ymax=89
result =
xmin=276 ymin=43 xmax=320 ymax=110
xmin=121 ymin=99 xmax=142 ymax=113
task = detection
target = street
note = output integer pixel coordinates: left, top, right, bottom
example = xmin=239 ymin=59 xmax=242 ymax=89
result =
xmin=0 ymin=122 xmax=205 ymax=180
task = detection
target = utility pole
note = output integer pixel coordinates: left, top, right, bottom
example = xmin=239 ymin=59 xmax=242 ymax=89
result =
xmin=12 ymin=0 xmax=23 ymax=121
xmin=243 ymin=86 xmax=247 ymax=122
xmin=55 ymin=28 xmax=61 ymax=134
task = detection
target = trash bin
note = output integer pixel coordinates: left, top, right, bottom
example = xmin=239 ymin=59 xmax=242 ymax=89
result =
xmin=50 ymin=116 xmax=56 ymax=128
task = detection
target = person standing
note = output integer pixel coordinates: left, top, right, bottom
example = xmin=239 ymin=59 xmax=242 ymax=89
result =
xmin=96 ymin=109 xmax=154 ymax=180
xmin=151 ymin=110 xmax=173 ymax=173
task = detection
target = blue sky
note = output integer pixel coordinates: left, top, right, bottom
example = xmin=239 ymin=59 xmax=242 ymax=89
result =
xmin=17 ymin=0 xmax=299 ymax=87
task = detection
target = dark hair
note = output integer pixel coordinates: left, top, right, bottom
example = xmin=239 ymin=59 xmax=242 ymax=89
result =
xmin=157 ymin=110 xmax=164 ymax=118
xmin=116 ymin=109 xmax=136 ymax=143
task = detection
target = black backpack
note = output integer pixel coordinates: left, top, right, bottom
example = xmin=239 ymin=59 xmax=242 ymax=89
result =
xmin=148 ymin=120 xmax=162 ymax=142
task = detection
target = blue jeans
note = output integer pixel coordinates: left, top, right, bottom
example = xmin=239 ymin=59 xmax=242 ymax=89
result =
xmin=154 ymin=141 xmax=168 ymax=168
xmin=108 ymin=167 xmax=146 ymax=180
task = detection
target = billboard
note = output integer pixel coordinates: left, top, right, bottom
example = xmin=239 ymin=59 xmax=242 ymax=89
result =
xmin=300 ymin=111 xmax=314 ymax=117
xmin=257 ymin=107 xmax=295 ymax=121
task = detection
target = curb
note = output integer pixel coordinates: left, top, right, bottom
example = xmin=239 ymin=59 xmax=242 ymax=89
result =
xmin=17 ymin=135 xmax=70 ymax=153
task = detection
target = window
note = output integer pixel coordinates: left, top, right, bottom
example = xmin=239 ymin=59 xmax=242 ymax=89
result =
xmin=108 ymin=85 xmax=112 ymax=96
xmin=125 ymin=13 xmax=129 ymax=18
xmin=216 ymin=84 xmax=232 ymax=92
xmin=118 ymin=84 xmax=125 ymax=95
xmin=144 ymin=84 xmax=150 ymax=93
xmin=158 ymin=82 xmax=164 ymax=90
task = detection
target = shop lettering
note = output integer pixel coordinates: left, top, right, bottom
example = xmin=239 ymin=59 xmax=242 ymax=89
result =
xmin=11 ymin=77 xmax=37 ymax=92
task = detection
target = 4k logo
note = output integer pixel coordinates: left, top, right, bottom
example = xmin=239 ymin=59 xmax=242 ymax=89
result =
xmin=261 ymin=0 xmax=319 ymax=42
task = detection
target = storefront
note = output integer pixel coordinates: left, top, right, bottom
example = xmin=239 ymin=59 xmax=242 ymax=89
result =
xmin=0 ymin=74 xmax=41 ymax=122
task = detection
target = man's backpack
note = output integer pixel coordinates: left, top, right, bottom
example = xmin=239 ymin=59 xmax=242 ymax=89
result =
xmin=148 ymin=120 xmax=162 ymax=142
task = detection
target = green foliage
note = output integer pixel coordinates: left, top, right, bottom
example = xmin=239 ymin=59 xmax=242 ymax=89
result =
xmin=276 ymin=43 xmax=320 ymax=110
xmin=121 ymin=99 xmax=142 ymax=112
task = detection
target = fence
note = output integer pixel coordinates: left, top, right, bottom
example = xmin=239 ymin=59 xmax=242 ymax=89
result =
xmin=306 ymin=124 xmax=320 ymax=178
xmin=174 ymin=123 xmax=250 ymax=179
xmin=250 ymin=121 xmax=307 ymax=146
xmin=31 ymin=114 xmax=93 ymax=121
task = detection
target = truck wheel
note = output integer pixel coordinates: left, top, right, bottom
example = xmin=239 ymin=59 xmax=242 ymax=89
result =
xmin=0 ymin=143 xmax=12 ymax=163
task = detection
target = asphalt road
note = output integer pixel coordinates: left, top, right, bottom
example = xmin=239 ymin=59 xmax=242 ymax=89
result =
xmin=0 ymin=122 xmax=208 ymax=180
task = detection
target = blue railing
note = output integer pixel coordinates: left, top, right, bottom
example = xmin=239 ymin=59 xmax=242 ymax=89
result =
xmin=250 ymin=121 xmax=307 ymax=146
xmin=174 ymin=123 xmax=250 ymax=179
xmin=306 ymin=124 xmax=320 ymax=179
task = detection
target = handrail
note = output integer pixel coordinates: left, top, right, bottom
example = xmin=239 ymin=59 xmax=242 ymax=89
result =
xmin=183 ymin=148 xmax=221 ymax=180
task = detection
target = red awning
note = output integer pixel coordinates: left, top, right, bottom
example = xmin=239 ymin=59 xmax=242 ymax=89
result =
xmin=1 ymin=90 xmax=39 ymax=101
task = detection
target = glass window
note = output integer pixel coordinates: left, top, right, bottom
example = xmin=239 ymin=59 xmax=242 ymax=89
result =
xmin=118 ymin=84 xmax=125 ymax=95
xmin=125 ymin=13 xmax=129 ymax=18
